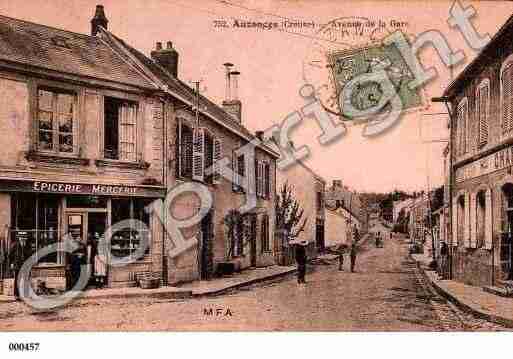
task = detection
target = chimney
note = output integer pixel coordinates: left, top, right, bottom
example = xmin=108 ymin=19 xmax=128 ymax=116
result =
xmin=151 ymin=41 xmax=179 ymax=78
xmin=255 ymin=131 xmax=264 ymax=141
xmin=222 ymin=64 xmax=242 ymax=123
xmin=91 ymin=5 xmax=108 ymax=36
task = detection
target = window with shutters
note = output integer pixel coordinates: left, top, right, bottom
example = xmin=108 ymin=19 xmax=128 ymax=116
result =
xmin=104 ymin=97 xmax=139 ymax=162
xmin=233 ymin=152 xmax=246 ymax=193
xmin=456 ymin=98 xmax=468 ymax=156
xmin=264 ymin=161 xmax=271 ymax=199
xmin=192 ymin=127 xmax=205 ymax=181
xmin=177 ymin=122 xmax=193 ymax=179
xmin=37 ymin=88 xmax=77 ymax=155
xmin=476 ymin=79 xmax=490 ymax=148
xmin=501 ymin=57 xmax=513 ymax=135
xmin=204 ymin=132 xmax=214 ymax=184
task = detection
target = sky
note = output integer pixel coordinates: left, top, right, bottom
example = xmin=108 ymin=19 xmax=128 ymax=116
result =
xmin=2 ymin=0 xmax=512 ymax=193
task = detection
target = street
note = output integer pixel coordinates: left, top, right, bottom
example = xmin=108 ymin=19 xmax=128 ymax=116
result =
xmin=0 ymin=223 xmax=507 ymax=331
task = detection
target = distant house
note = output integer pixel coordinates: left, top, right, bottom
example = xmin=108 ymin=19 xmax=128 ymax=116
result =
xmin=271 ymin=145 xmax=326 ymax=263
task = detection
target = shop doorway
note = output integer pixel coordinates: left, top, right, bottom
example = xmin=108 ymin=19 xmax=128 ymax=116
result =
xmin=66 ymin=211 xmax=107 ymax=288
xmin=200 ymin=211 xmax=214 ymax=280
xmin=249 ymin=215 xmax=257 ymax=267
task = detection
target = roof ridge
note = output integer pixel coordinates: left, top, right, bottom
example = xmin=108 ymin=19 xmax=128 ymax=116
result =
xmin=0 ymin=13 xmax=96 ymax=40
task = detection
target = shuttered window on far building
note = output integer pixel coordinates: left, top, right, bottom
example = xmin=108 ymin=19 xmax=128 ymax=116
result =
xmin=502 ymin=63 xmax=513 ymax=134
xmin=477 ymin=80 xmax=490 ymax=148
xmin=457 ymin=99 xmax=468 ymax=155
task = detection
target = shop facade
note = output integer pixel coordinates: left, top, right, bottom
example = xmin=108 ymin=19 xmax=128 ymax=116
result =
xmin=0 ymin=9 xmax=168 ymax=293
xmin=0 ymin=180 xmax=164 ymax=291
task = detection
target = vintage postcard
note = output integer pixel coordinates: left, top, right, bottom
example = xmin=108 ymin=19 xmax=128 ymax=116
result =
xmin=1 ymin=0 xmax=513 ymax=346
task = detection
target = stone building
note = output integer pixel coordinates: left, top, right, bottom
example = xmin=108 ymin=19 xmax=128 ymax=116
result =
xmin=439 ymin=14 xmax=513 ymax=287
xmin=0 ymin=5 xmax=279 ymax=291
xmin=0 ymin=6 xmax=168 ymax=290
xmin=325 ymin=180 xmax=367 ymax=234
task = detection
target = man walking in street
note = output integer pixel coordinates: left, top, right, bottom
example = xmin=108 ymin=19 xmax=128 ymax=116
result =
xmin=295 ymin=240 xmax=307 ymax=284
xmin=338 ymin=245 xmax=345 ymax=271
xmin=350 ymin=243 xmax=357 ymax=273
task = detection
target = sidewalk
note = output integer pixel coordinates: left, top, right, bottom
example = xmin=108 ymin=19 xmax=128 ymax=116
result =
xmin=411 ymin=253 xmax=513 ymax=328
xmin=0 ymin=265 xmax=296 ymax=304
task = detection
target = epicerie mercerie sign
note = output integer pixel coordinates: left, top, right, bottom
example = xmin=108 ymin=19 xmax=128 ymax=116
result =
xmin=456 ymin=145 xmax=513 ymax=183
xmin=33 ymin=181 xmax=137 ymax=195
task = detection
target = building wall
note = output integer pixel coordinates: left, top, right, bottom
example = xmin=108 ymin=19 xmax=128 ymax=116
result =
xmin=276 ymin=162 xmax=318 ymax=255
xmin=165 ymin=107 xmax=276 ymax=285
xmin=447 ymin=33 xmax=513 ymax=287
xmin=325 ymin=209 xmax=348 ymax=248
xmin=0 ymin=70 xmax=167 ymax=287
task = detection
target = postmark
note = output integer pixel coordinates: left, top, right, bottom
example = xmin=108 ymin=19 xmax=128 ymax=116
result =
xmin=303 ymin=16 xmax=427 ymax=131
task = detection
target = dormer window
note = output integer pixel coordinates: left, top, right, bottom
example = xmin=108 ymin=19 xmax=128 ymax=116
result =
xmin=51 ymin=36 xmax=70 ymax=49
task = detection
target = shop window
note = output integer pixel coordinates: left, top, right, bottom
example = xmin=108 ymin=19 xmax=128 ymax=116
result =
xmin=66 ymin=196 xmax=108 ymax=209
xmin=37 ymin=88 xmax=76 ymax=154
xmin=104 ymin=97 xmax=139 ymax=162
xmin=110 ymin=198 xmax=152 ymax=259
xmin=10 ymin=194 xmax=60 ymax=265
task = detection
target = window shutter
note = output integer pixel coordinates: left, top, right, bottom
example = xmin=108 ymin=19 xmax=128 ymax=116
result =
xmin=176 ymin=121 xmax=181 ymax=178
xmin=452 ymin=200 xmax=458 ymax=247
xmin=265 ymin=162 xmax=271 ymax=199
xmin=478 ymin=84 xmax=489 ymax=147
xmin=119 ymin=103 xmax=137 ymax=162
xmin=464 ymin=192 xmax=470 ymax=248
xmin=461 ymin=104 xmax=467 ymax=154
xmin=485 ymin=188 xmax=493 ymax=250
xmin=232 ymin=152 xmax=239 ymax=191
xmin=470 ymin=192 xmax=477 ymax=248
xmin=192 ymin=127 xmax=205 ymax=182
xmin=213 ymin=138 xmax=222 ymax=185
xmin=503 ymin=65 xmax=513 ymax=134
xmin=256 ymin=160 xmax=262 ymax=197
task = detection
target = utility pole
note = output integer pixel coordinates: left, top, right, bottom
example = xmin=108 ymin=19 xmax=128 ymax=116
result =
xmin=192 ymin=80 xmax=202 ymax=128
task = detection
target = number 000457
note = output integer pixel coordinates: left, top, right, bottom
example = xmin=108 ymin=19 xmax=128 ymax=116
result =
xmin=9 ymin=343 xmax=40 ymax=351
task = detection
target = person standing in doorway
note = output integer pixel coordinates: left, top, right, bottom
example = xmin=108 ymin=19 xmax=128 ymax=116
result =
xmin=295 ymin=240 xmax=307 ymax=284
xmin=350 ymin=243 xmax=357 ymax=273
xmin=8 ymin=235 xmax=29 ymax=300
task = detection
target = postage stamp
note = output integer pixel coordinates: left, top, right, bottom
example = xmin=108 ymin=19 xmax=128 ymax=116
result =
xmin=303 ymin=17 xmax=427 ymax=128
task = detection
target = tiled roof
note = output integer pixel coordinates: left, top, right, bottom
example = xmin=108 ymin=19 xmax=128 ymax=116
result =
xmin=111 ymin=33 xmax=279 ymax=156
xmin=0 ymin=14 xmax=154 ymax=89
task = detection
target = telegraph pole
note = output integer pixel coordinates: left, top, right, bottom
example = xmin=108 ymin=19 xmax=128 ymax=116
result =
xmin=192 ymin=80 xmax=202 ymax=128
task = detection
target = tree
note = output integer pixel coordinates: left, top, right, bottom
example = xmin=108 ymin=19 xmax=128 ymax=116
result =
xmin=275 ymin=182 xmax=308 ymax=241
xmin=223 ymin=209 xmax=248 ymax=258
